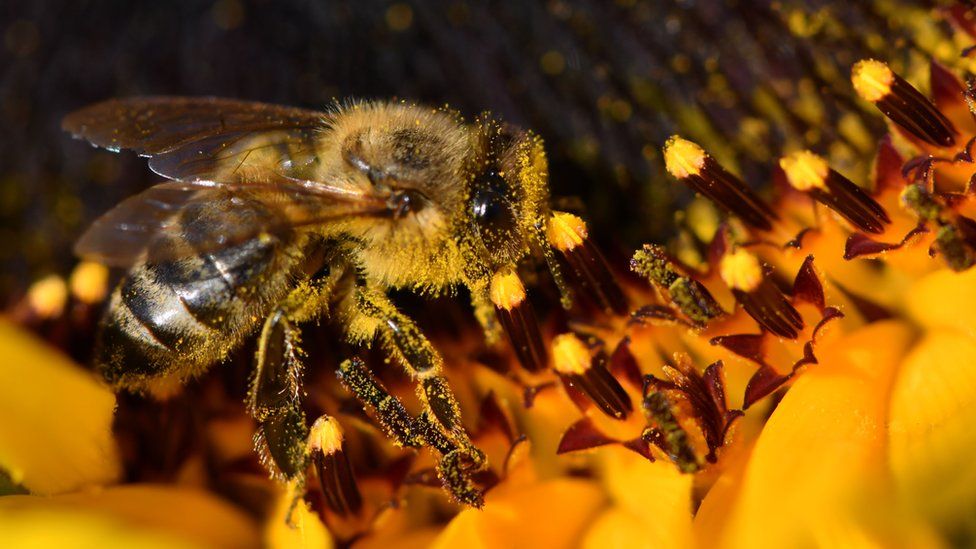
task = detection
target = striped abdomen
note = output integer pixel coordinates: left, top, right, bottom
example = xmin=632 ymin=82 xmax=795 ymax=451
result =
xmin=95 ymin=199 xmax=308 ymax=389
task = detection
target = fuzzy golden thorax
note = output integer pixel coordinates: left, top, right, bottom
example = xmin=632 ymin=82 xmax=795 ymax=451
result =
xmin=307 ymin=102 xmax=551 ymax=295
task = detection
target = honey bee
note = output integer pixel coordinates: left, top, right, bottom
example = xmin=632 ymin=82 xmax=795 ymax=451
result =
xmin=63 ymin=97 xmax=624 ymax=507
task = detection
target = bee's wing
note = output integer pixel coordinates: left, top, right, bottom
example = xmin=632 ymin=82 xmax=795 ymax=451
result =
xmin=62 ymin=96 xmax=328 ymax=183
xmin=75 ymin=179 xmax=388 ymax=268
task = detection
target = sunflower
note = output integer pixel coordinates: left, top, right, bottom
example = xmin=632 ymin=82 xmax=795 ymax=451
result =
xmin=5 ymin=2 xmax=976 ymax=548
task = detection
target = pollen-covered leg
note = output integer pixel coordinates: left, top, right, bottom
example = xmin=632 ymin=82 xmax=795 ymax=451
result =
xmin=249 ymin=307 xmax=310 ymax=480
xmin=337 ymin=357 xmax=486 ymax=506
xmin=352 ymin=287 xmax=471 ymax=444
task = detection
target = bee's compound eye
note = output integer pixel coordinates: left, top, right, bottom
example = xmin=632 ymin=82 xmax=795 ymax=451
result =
xmin=472 ymin=187 xmax=518 ymax=248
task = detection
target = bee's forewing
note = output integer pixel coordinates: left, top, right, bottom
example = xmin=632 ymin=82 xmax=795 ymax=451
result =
xmin=66 ymin=97 xmax=390 ymax=267
xmin=74 ymin=180 xmax=388 ymax=268
xmin=62 ymin=96 xmax=327 ymax=156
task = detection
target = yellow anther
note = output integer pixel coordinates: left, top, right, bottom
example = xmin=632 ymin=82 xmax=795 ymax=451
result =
xmin=27 ymin=274 xmax=68 ymax=319
xmin=780 ymin=150 xmax=829 ymax=192
xmin=720 ymin=249 xmax=763 ymax=292
xmin=489 ymin=269 xmax=526 ymax=311
xmin=308 ymin=416 xmax=344 ymax=456
xmin=547 ymin=212 xmax=588 ymax=252
xmin=663 ymin=135 xmax=706 ymax=179
xmin=551 ymin=333 xmax=592 ymax=376
xmin=852 ymin=59 xmax=893 ymax=103
xmin=69 ymin=261 xmax=110 ymax=304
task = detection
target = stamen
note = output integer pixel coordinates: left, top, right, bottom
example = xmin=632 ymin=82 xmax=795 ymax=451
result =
xmin=490 ymin=269 xmax=546 ymax=372
xmin=69 ymin=261 xmax=110 ymax=304
xmin=901 ymin=184 xmax=976 ymax=271
xmin=663 ymin=136 xmax=778 ymax=231
xmin=26 ymin=274 xmax=68 ymax=319
xmin=551 ymin=333 xmax=632 ymax=420
xmin=720 ymin=249 xmax=803 ymax=339
xmin=642 ymin=392 xmax=700 ymax=473
xmin=780 ymin=150 xmax=890 ymax=234
xmin=547 ymin=212 xmax=628 ymax=315
xmin=631 ymin=244 xmax=724 ymax=326
xmin=308 ymin=416 xmax=363 ymax=517
xmin=852 ymin=59 xmax=957 ymax=148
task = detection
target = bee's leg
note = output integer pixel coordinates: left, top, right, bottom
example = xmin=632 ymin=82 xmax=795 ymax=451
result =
xmin=248 ymin=272 xmax=339 ymax=482
xmin=249 ymin=307 xmax=310 ymax=480
xmin=352 ymin=287 xmax=472 ymax=445
xmin=337 ymin=357 xmax=485 ymax=507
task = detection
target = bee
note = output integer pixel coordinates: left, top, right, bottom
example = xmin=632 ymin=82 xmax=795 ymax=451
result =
xmin=63 ymin=97 xmax=625 ymax=507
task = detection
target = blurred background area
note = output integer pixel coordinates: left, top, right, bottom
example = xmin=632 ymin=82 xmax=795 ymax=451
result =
xmin=0 ymin=0 xmax=963 ymax=298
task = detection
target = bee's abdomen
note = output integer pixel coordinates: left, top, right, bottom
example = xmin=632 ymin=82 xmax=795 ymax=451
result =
xmin=96 ymin=234 xmax=297 ymax=388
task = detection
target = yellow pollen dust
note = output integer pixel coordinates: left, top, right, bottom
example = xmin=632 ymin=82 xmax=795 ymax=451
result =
xmin=547 ymin=212 xmax=588 ymax=252
xmin=27 ymin=274 xmax=68 ymax=319
xmin=308 ymin=416 xmax=344 ymax=456
xmin=69 ymin=261 xmax=109 ymax=304
xmin=720 ymin=249 xmax=763 ymax=292
xmin=663 ymin=135 xmax=706 ymax=179
xmin=779 ymin=150 xmax=829 ymax=191
xmin=852 ymin=59 xmax=893 ymax=103
xmin=490 ymin=269 xmax=526 ymax=311
xmin=551 ymin=333 xmax=593 ymax=376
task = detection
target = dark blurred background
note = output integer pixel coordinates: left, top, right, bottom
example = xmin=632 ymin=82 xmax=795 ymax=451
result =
xmin=0 ymin=0 xmax=960 ymax=297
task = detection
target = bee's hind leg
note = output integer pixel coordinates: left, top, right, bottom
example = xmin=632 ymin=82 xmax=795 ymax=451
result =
xmin=248 ymin=307 xmax=310 ymax=481
xmin=247 ymin=273 xmax=338 ymax=486
xmin=337 ymin=356 xmax=485 ymax=507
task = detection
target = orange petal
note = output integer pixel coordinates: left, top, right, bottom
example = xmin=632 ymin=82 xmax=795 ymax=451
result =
xmin=432 ymin=478 xmax=605 ymax=548
xmin=705 ymin=321 xmax=913 ymax=548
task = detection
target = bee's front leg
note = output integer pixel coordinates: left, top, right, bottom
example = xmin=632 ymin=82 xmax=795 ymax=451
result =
xmin=337 ymin=357 xmax=485 ymax=507
xmin=352 ymin=286 xmax=475 ymax=449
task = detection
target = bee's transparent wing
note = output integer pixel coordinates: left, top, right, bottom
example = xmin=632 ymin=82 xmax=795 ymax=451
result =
xmin=65 ymin=97 xmax=389 ymax=267
xmin=75 ymin=180 xmax=387 ymax=268
xmin=62 ymin=96 xmax=328 ymax=183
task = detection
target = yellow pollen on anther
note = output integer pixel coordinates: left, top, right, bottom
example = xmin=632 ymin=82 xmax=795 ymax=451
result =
xmin=308 ymin=416 xmax=344 ymax=457
xmin=27 ymin=274 xmax=68 ymax=319
xmin=720 ymin=249 xmax=763 ymax=292
xmin=547 ymin=212 xmax=588 ymax=252
xmin=69 ymin=261 xmax=109 ymax=304
xmin=490 ymin=269 xmax=526 ymax=311
xmin=852 ymin=59 xmax=893 ymax=103
xmin=780 ymin=150 xmax=829 ymax=192
xmin=663 ymin=135 xmax=706 ymax=179
xmin=551 ymin=333 xmax=592 ymax=376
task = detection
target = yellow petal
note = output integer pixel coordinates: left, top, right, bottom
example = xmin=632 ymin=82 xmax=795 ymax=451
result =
xmin=597 ymin=446 xmax=694 ymax=548
xmin=907 ymin=266 xmax=976 ymax=340
xmin=432 ymin=478 xmax=606 ymax=548
xmin=582 ymin=508 xmax=656 ymax=549
xmin=888 ymin=331 xmax=976 ymax=533
xmin=265 ymin=483 xmax=333 ymax=549
xmin=709 ymin=321 xmax=913 ymax=548
xmin=0 ymin=484 xmax=260 ymax=548
xmin=0 ymin=317 xmax=120 ymax=493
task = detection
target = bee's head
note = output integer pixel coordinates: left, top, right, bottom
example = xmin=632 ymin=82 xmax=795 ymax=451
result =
xmin=335 ymin=103 xmax=471 ymax=235
xmin=467 ymin=118 xmax=550 ymax=270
